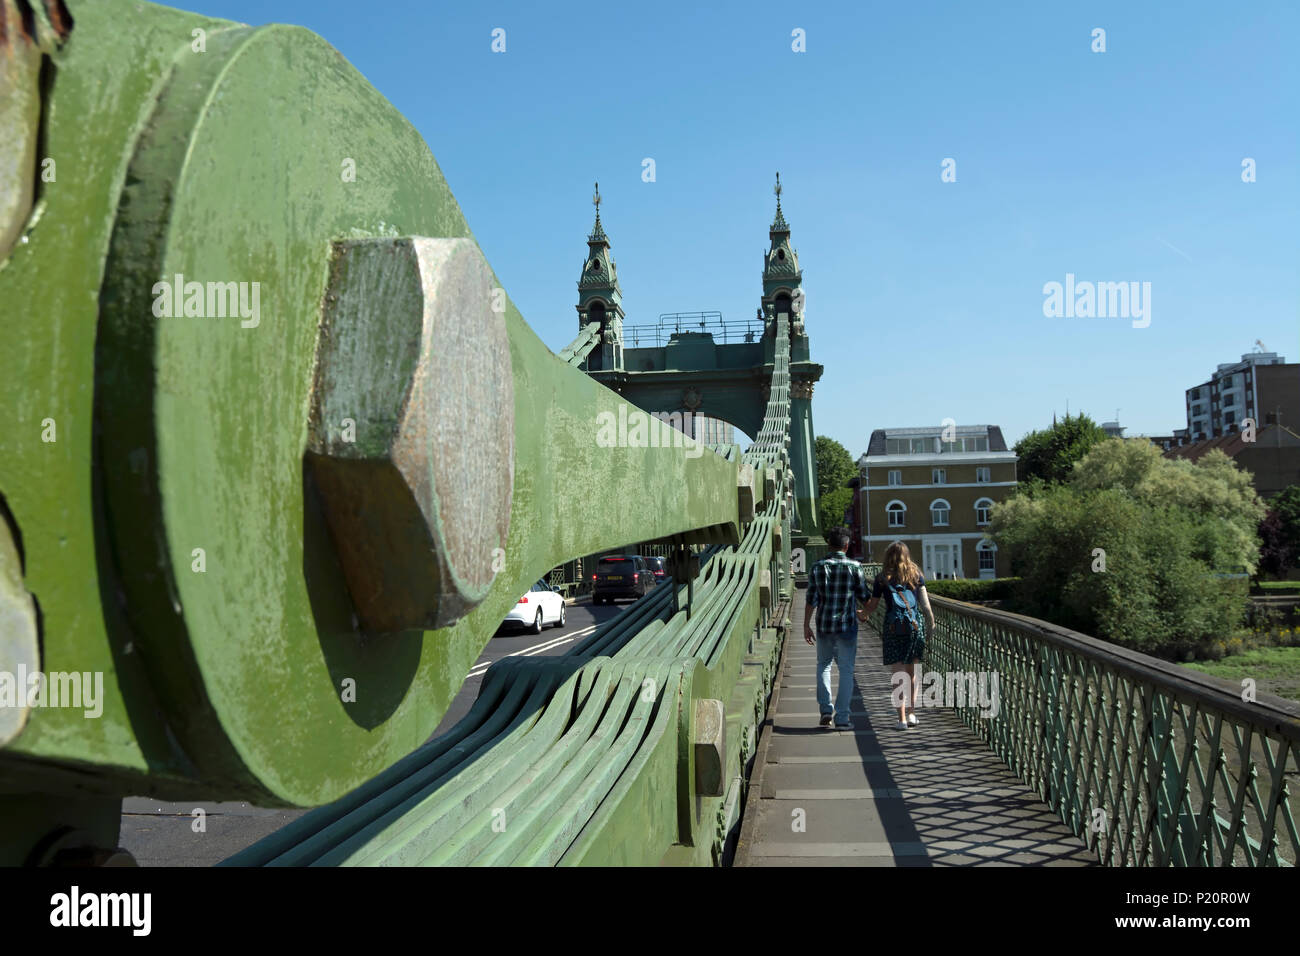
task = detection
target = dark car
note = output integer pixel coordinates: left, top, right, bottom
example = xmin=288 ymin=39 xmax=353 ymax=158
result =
xmin=592 ymin=555 xmax=653 ymax=604
xmin=643 ymin=556 xmax=667 ymax=586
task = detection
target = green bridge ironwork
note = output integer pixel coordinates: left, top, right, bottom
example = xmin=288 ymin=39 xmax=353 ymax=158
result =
xmin=865 ymin=595 xmax=1299 ymax=867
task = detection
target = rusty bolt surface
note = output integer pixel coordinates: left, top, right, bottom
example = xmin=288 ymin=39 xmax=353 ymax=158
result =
xmin=307 ymin=237 xmax=514 ymax=633
xmin=693 ymin=698 xmax=725 ymax=797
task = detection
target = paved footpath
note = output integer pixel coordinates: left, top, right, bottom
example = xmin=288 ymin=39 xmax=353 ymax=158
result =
xmin=734 ymin=588 xmax=1097 ymax=867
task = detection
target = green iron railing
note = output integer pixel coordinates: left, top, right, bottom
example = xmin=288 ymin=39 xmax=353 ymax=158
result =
xmin=869 ymin=593 xmax=1299 ymax=867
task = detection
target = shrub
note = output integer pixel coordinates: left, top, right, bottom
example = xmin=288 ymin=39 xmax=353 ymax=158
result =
xmin=924 ymin=577 xmax=1020 ymax=602
xmin=989 ymin=441 xmax=1259 ymax=656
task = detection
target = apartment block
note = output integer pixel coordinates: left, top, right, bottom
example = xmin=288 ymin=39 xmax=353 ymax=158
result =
xmin=1184 ymin=351 xmax=1298 ymax=441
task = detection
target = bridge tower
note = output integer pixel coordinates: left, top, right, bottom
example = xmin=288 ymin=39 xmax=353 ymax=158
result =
xmin=576 ymin=183 xmax=625 ymax=372
xmin=761 ymin=174 xmax=824 ymax=551
xmin=577 ymin=175 xmax=825 ymax=556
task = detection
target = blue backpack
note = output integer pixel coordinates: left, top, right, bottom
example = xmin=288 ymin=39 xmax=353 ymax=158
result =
xmin=883 ymin=581 xmax=922 ymax=639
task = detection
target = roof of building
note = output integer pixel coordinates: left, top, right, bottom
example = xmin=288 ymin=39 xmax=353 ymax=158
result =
xmin=865 ymin=425 xmax=1009 ymax=456
xmin=1161 ymin=424 xmax=1300 ymax=462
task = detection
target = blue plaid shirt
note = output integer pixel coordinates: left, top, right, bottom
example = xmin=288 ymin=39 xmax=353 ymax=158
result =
xmin=807 ymin=551 xmax=869 ymax=634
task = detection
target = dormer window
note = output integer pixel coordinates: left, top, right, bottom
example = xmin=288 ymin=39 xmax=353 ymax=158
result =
xmin=589 ymin=259 xmax=601 ymax=271
xmin=777 ymin=249 xmax=786 ymax=261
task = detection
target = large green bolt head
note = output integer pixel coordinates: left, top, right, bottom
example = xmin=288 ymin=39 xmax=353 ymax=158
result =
xmin=307 ymin=237 xmax=514 ymax=633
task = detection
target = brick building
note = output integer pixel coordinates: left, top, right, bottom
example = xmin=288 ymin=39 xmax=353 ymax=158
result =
xmin=850 ymin=425 xmax=1017 ymax=580
xmin=1162 ymin=424 xmax=1300 ymax=499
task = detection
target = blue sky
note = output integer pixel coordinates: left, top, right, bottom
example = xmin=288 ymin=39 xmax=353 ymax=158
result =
xmin=189 ymin=0 xmax=1298 ymax=453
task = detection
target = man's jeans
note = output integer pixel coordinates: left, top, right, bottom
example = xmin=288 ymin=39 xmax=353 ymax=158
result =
xmin=815 ymin=628 xmax=859 ymax=725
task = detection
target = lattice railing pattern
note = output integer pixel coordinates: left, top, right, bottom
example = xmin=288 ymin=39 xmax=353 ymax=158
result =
xmin=899 ymin=597 xmax=1300 ymax=867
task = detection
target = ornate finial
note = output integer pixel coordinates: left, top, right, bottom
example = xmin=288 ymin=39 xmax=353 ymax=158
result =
xmin=771 ymin=172 xmax=789 ymax=232
xmin=588 ymin=181 xmax=607 ymax=241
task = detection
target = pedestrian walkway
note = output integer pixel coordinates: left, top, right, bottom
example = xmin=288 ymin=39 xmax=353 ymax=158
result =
xmin=734 ymin=589 xmax=1097 ymax=866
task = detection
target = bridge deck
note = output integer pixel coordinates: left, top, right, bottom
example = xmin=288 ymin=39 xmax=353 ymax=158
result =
xmin=734 ymin=589 xmax=1098 ymax=867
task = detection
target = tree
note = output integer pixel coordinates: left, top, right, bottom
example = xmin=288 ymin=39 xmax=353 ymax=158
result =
xmin=1071 ymin=443 xmax=1263 ymax=573
xmin=1257 ymin=510 xmax=1296 ymax=579
xmin=818 ymin=487 xmax=854 ymax=534
xmin=814 ymin=436 xmax=856 ymax=500
xmin=990 ymin=439 xmax=1263 ymax=654
xmin=1014 ymin=413 xmax=1108 ymax=485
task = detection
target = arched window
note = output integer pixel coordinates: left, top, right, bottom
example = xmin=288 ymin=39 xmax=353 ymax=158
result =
xmin=974 ymin=497 xmax=994 ymax=526
xmin=774 ymin=292 xmax=792 ymax=317
xmin=590 ymin=301 xmax=607 ymax=326
xmin=886 ymin=500 xmax=906 ymax=529
xmin=930 ymin=499 xmax=950 ymax=527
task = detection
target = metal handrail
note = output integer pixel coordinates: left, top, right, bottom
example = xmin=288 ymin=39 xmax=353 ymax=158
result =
xmin=868 ymin=593 xmax=1300 ymax=867
xmin=622 ymin=310 xmax=764 ymax=348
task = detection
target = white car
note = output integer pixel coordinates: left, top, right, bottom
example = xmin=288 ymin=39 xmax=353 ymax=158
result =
xmin=500 ymin=579 xmax=567 ymax=634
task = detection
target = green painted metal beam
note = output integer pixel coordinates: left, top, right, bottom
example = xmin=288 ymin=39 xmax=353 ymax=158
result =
xmin=0 ymin=0 xmax=813 ymax=868
xmin=223 ymin=317 xmax=798 ymax=866
xmin=0 ymin=0 xmax=741 ymax=822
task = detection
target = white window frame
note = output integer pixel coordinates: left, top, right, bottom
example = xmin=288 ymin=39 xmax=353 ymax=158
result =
xmin=974 ymin=497 xmax=994 ymax=526
xmin=930 ymin=498 xmax=950 ymax=527
xmin=886 ymin=499 xmax=906 ymax=528
xmin=932 ymin=468 xmax=946 ymax=484
xmin=888 ymin=469 xmax=902 ymax=486
xmin=977 ymin=540 xmax=997 ymax=578
xmin=976 ymin=466 xmax=991 ymax=483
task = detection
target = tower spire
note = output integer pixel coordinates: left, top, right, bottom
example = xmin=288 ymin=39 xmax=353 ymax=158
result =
xmin=771 ymin=172 xmax=789 ymax=232
xmin=576 ymin=180 xmax=623 ymax=345
xmin=760 ymin=173 xmax=801 ymax=323
xmin=589 ymin=181 xmax=606 ymax=241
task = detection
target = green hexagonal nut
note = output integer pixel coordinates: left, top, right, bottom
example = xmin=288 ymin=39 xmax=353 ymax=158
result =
xmin=693 ymin=698 xmax=726 ymax=798
xmin=306 ymin=237 xmax=514 ymax=633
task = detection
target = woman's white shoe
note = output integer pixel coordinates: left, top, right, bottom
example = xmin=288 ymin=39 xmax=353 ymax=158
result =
xmin=907 ymin=713 xmax=918 ymax=726
xmin=895 ymin=720 xmax=909 ymax=730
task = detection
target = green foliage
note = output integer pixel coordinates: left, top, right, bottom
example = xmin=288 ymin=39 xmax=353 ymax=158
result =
xmin=924 ymin=577 xmax=1019 ymax=602
xmin=1014 ymin=412 xmax=1108 ymax=485
xmin=818 ymin=487 xmax=854 ymax=534
xmin=814 ymin=435 xmax=856 ymax=500
xmin=990 ymin=439 xmax=1263 ymax=654
xmin=1071 ymin=442 xmax=1263 ymax=573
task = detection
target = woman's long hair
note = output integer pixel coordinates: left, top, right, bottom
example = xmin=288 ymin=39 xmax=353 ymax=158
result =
xmin=882 ymin=541 xmax=921 ymax=588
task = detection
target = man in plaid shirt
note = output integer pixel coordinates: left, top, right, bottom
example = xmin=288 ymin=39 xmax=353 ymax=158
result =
xmin=803 ymin=527 xmax=869 ymax=729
